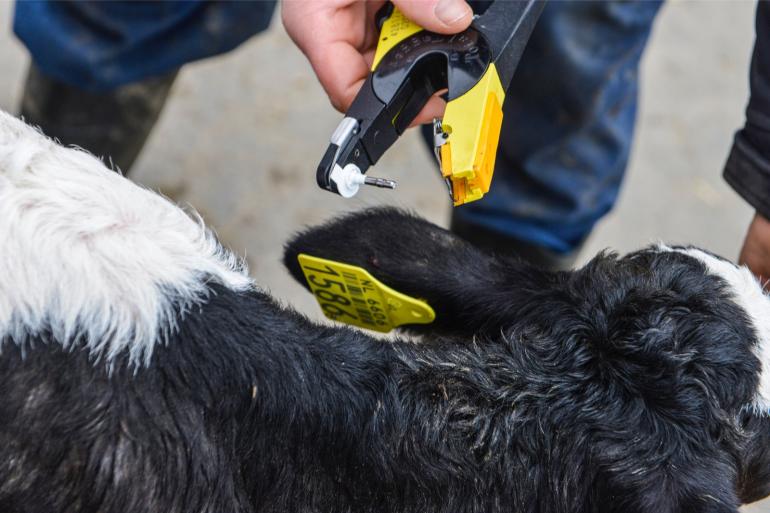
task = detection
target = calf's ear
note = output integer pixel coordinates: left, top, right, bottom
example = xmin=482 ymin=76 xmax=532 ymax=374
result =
xmin=283 ymin=207 xmax=477 ymax=283
xmin=282 ymin=207 xmax=518 ymax=335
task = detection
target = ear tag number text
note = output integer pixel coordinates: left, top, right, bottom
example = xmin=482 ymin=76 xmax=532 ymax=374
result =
xmin=298 ymin=254 xmax=435 ymax=333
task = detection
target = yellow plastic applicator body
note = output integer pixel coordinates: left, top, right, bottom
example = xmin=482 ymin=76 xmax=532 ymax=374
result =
xmin=315 ymin=1 xmax=544 ymax=207
xmin=440 ymin=64 xmax=505 ymax=206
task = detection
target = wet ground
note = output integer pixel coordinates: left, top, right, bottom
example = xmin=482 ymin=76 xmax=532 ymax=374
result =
xmin=1 ymin=2 xmax=767 ymax=510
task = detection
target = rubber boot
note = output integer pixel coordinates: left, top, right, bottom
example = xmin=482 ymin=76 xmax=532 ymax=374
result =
xmin=19 ymin=64 xmax=178 ymax=175
xmin=451 ymin=214 xmax=583 ymax=271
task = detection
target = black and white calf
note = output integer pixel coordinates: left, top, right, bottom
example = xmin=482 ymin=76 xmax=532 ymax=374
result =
xmin=1 ymin=110 xmax=770 ymax=513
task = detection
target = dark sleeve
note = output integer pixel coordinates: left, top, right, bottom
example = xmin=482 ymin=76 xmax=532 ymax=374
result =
xmin=723 ymin=1 xmax=770 ymax=220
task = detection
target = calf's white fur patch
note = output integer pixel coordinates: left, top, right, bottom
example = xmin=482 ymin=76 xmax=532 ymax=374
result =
xmin=666 ymin=246 xmax=770 ymax=412
xmin=0 ymin=111 xmax=252 ymax=367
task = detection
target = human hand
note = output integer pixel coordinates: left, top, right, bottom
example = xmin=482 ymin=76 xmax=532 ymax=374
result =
xmin=282 ymin=0 xmax=473 ymax=125
xmin=739 ymin=212 xmax=770 ymax=283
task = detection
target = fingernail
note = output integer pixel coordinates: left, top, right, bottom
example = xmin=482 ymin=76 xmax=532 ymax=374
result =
xmin=434 ymin=0 xmax=471 ymax=26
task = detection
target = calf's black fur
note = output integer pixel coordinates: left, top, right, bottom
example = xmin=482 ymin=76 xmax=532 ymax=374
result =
xmin=2 ymin=207 xmax=770 ymax=513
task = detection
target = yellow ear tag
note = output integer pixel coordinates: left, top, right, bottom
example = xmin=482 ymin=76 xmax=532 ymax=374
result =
xmin=298 ymin=254 xmax=435 ymax=333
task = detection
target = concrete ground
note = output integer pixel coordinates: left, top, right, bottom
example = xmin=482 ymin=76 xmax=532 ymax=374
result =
xmin=1 ymin=1 xmax=767 ymax=510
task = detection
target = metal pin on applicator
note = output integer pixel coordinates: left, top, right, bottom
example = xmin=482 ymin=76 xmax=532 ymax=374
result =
xmin=329 ymin=163 xmax=397 ymax=198
xmin=363 ymin=176 xmax=397 ymax=189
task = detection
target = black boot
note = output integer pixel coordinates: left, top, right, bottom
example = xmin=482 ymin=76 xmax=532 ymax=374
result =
xmin=19 ymin=64 xmax=178 ymax=174
xmin=451 ymin=214 xmax=583 ymax=271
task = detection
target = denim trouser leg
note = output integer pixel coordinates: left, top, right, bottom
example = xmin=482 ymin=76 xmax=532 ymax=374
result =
xmin=13 ymin=1 xmax=277 ymax=91
xmin=425 ymin=0 xmax=663 ymax=254
xmin=13 ymin=1 xmax=278 ymax=172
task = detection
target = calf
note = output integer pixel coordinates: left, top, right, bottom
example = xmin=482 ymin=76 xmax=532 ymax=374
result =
xmin=0 ymin=110 xmax=769 ymax=513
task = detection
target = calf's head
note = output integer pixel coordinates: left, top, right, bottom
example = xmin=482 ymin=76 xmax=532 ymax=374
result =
xmin=284 ymin=207 xmax=770 ymax=508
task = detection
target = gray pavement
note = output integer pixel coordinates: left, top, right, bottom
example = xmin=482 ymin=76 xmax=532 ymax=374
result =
xmin=1 ymin=1 xmax=768 ymax=510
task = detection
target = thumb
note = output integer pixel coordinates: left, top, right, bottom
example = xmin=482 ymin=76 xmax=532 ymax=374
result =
xmin=391 ymin=0 xmax=473 ymax=34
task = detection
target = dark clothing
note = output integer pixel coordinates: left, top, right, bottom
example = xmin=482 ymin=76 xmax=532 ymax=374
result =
xmin=724 ymin=1 xmax=770 ymax=221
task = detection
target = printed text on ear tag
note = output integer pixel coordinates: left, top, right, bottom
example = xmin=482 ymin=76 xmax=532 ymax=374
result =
xmin=298 ymin=254 xmax=435 ymax=333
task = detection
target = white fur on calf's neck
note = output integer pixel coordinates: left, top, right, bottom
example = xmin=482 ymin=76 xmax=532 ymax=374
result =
xmin=0 ymin=111 xmax=252 ymax=367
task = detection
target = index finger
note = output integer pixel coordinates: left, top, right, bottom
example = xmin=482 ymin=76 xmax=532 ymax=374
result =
xmin=307 ymin=41 xmax=371 ymax=112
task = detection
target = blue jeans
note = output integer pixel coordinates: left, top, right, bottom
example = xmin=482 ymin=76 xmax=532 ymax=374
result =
xmin=14 ymin=0 xmax=662 ymax=253
xmin=427 ymin=0 xmax=663 ymax=253
xmin=13 ymin=1 xmax=277 ymax=91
